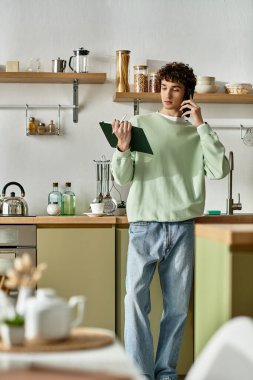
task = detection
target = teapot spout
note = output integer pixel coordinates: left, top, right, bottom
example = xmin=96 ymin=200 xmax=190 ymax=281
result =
xmin=16 ymin=286 xmax=34 ymax=316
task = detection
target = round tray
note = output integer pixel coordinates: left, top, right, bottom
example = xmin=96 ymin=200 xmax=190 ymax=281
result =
xmin=0 ymin=327 xmax=115 ymax=353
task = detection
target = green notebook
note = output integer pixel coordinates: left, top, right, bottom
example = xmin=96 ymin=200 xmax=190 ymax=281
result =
xmin=99 ymin=121 xmax=153 ymax=155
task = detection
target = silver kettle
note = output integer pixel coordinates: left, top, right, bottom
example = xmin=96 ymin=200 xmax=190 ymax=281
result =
xmin=1 ymin=182 xmax=28 ymax=216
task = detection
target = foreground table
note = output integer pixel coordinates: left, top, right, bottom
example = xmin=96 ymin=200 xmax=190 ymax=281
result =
xmin=0 ymin=340 xmax=142 ymax=380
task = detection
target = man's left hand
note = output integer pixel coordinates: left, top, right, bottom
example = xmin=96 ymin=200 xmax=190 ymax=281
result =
xmin=180 ymin=100 xmax=204 ymax=127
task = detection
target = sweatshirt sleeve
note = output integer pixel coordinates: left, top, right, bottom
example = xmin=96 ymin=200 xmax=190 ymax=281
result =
xmin=197 ymin=123 xmax=230 ymax=179
xmin=111 ymin=148 xmax=135 ymax=186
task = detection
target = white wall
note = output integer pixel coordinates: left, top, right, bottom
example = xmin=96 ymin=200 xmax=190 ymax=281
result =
xmin=0 ymin=0 xmax=252 ymax=215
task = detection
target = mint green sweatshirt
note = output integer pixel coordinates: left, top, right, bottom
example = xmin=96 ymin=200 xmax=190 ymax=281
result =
xmin=111 ymin=113 xmax=230 ymax=222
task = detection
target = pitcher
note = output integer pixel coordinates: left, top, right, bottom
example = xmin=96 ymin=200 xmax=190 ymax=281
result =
xmin=69 ymin=47 xmax=89 ymax=73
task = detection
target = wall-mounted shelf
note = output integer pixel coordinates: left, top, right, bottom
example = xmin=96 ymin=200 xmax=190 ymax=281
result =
xmin=0 ymin=72 xmax=106 ymax=84
xmin=0 ymin=72 xmax=107 ymax=122
xmin=113 ymin=92 xmax=253 ymax=115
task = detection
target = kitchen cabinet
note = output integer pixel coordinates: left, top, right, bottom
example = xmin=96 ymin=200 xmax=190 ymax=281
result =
xmin=116 ymin=226 xmax=194 ymax=376
xmin=113 ymin=92 xmax=253 ymax=115
xmin=37 ymin=225 xmax=115 ymax=331
xmin=0 ymin=72 xmax=106 ymax=123
xmin=194 ymin=224 xmax=253 ymax=358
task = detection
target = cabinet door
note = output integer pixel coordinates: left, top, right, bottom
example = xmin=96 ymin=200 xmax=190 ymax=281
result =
xmin=116 ymin=227 xmax=193 ymax=375
xmin=37 ymin=227 xmax=115 ymax=331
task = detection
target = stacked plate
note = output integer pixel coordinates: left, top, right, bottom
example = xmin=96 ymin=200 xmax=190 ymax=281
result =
xmin=195 ymin=76 xmax=217 ymax=94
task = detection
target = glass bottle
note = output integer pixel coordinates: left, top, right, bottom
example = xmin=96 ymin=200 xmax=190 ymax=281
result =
xmin=48 ymin=182 xmax=62 ymax=214
xmin=62 ymin=182 xmax=76 ymax=215
xmin=28 ymin=117 xmax=37 ymax=134
xmin=47 ymin=120 xmax=56 ymax=134
xmin=134 ymin=65 xmax=148 ymax=92
xmin=116 ymin=50 xmax=130 ymax=92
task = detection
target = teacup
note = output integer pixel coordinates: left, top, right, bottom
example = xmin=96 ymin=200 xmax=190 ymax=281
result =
xmin=90 ymin=202 xmax=104 ymax=214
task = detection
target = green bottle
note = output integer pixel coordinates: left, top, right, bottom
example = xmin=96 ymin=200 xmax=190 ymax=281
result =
xmin=62 ymin=182 xmax=76 ymax=215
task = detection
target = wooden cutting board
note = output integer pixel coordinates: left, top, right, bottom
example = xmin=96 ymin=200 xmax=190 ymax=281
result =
xmin=0 ymin=327 xmax=115 ymax=353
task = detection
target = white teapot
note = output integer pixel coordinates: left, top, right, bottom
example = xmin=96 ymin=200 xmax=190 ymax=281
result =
xmin=24 ymin=288 xmax=85 ymax=341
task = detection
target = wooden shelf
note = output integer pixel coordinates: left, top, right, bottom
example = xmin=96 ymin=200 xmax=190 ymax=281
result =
xmin=0 ymin=72 xmax=106 ymax=84
xmin=113 ymin=92 xmax=253 ymax=104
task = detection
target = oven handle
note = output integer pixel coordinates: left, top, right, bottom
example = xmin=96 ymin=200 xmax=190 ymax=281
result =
xmin=0 ymin=250 xmax=16 ymax=259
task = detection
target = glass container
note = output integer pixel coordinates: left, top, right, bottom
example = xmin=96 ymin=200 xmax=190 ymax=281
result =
xmin=134 ymin=65 xmax=148 ymax=92
xmin=62 ymin=182 xmax=76 ymax=215
xmin=116 ymin=50 xmax=130 ymax=92
xmin=148 ymin=72 xmax=161 ymax=93
xmin=48 ymin=182 xmax=62 ymax=214
xmin=28 ymin=117 xmax=37 ymax=134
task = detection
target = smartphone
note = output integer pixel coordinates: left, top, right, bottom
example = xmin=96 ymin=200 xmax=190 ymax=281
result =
xmin=182 ymin=88 xmax=194 ymax=117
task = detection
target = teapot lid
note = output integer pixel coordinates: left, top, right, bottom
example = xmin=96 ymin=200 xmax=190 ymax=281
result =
xmin=73 ymin=47 xmax=89 ymax=56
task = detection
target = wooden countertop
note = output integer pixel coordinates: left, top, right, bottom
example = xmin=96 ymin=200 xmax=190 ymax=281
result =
xmin=0 ymin=214 xmax=252 ymax=226
xmin=195 ymin=223 xmax=253 ymax=247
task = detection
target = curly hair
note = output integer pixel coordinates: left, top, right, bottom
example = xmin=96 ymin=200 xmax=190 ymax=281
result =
xmin=157 ymin=62 xmax=196 ymax=94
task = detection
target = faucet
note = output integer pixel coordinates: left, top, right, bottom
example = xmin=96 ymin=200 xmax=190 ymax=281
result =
xmin=226 ymin=151 xmax=242 ymax=215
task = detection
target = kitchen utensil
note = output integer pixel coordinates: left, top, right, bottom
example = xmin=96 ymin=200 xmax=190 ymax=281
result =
xmin=52 ymin=58 xmax=66 ymax=73
xmin=1 ymin=182 xmax=28 ymax=216
xmin=92 ymin=163 xmax=103 ymax=203
xmin=25 ymin=288 xmax=85 ymax=341
xmin=102 ymin=163 xmax=117 ymax=214
xmin=240 ymin=124 xmax=253 ymax=146
xmin=69 ymin=47 xmax=89 ymax=73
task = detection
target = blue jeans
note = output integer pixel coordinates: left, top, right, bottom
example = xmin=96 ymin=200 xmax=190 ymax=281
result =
xmin=124 ymin=220 xmax=195 ymax=380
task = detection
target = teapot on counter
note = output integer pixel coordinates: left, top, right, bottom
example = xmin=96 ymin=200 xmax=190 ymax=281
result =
xmin=1 ymin=182 xmax=28 ymax=216
xmin=24 ymin=288 xmax=85 ymax=341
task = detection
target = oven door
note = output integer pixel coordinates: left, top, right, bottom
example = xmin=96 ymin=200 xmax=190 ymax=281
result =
xmin=0 ymin=248 xmax=36 ymax=297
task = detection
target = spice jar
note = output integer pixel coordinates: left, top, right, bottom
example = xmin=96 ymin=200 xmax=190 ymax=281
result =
xmin=47 ymin=120 xmax=56 ymax=134
xmin=134 ymin=65 xmax=148 ymax=92
xmin=116 ymin=50 xmax=130 ymax=92
xmin=148 ymin=72 xmax=161 ymax=93
xmin=37 ymin=122 xmax=46 ymax=134
xmin=28 ymin=117 xmax=36 ymax=134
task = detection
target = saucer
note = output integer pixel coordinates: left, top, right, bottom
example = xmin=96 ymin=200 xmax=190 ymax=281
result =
xmin=84 ymin=212 xmax=105 ymax=217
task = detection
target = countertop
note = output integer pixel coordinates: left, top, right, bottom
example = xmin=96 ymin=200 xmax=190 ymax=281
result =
xmin=195 ymin=223 xmax=253 ymax=248
xmin=0 ymin=214 xmax=253 ymax=225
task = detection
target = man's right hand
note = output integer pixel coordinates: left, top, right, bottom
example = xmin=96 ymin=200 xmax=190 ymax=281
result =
xmin=112 ymin=119 xmax=132 ymax=152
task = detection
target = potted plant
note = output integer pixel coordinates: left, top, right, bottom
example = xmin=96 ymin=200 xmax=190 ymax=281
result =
xmin=1 ymin=313 xmax=25 ymax=347
xmin=116 ymin=201 xmax=126 ymax=216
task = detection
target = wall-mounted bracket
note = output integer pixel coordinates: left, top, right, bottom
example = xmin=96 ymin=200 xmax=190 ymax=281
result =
xmin=134 ymin=98 xmax=140 ymax=116
xmin=73 ymin=79 xmax=79 ymax=123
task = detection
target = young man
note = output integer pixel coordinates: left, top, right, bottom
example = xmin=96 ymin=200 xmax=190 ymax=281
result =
xmin=111 ymin=62 xmax=230 ymax=380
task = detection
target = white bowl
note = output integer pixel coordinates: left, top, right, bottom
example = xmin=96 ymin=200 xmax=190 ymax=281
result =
xmin=195 ymin=84 xmax=217 ymax=94
xmin=197 ymin=76 xmax=215 ymax=84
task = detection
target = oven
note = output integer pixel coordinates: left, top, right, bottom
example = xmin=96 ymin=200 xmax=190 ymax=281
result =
xmin=0 ymin=225 xmax=36 ymax=296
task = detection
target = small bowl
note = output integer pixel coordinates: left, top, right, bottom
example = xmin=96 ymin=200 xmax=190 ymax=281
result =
xmin=224 ymin=83 xmax=252 ymax=94
xmin=197 ymin=76 xmax=215 ymax=85
xmin=195 ymin=84 xmax=217 ymax=94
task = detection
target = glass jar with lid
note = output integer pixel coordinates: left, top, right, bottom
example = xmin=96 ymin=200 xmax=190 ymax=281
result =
xmin=37 ymin=122 xmax=46 ymax=134
xmin=148 ymin=72 xmax=161 ymax=93
xmin=134 ymin=65 xmax=148 ymax=92
xmin=28 ymin=117 xmax=37 ymax=134
xmin=116 ymin=50 xmax=130 ymax=92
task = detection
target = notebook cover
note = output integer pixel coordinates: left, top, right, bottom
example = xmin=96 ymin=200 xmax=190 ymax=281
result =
xmin=99 ymin=122 xmax=153 ymax=155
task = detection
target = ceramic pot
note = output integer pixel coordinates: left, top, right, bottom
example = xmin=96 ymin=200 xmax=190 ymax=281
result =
xmin=24 ymin=288 xmax=85 ymax=341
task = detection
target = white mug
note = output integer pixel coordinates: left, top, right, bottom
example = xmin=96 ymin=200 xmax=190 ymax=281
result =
xmin=90 ymin=203 xmax=104 ymax=214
